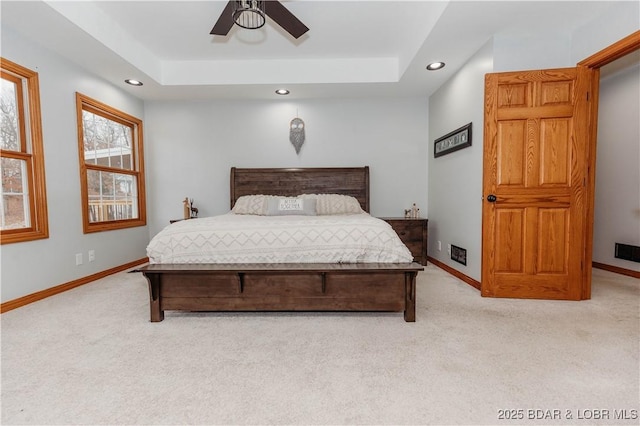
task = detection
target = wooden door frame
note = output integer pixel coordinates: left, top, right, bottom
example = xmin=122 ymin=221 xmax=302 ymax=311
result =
xmin=578 ymin=30 xmax=640 ymax=298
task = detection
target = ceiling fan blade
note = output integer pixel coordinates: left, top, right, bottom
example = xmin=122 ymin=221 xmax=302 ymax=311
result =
xmin=265 ymin=1 xmax=309 ymax=39
xmin=210 ymin=1 xmax=235 ymax=35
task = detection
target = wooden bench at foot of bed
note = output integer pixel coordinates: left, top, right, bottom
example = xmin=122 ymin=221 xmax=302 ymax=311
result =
xmin=139 ymin=263 xmax=424 ymax=322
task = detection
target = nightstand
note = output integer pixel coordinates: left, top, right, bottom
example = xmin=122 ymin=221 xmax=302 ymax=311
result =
xmin=379 ymin=217 xmax=428 ymax=265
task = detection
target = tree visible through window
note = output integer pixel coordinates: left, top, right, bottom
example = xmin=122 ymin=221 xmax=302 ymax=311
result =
xmin=1 ymin=58 xmax=48 ymax=244
xmin=76 ymin=93 xmax=145 ymax=233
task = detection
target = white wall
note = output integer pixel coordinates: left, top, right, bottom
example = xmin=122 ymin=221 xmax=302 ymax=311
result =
xmin=0 ymin=28 xmax=149 ymax=303
xmin=144 ymin=97 xmax=429 ymax=237
xmin=593 ymin=63 xmax=640 ymax=271
xmin=571 ymin=1 xmax=640 ymax=64
xmin=427 ymin=40 xmax=493 ymax=281
xmin=494 ymin=31 xmax=573 ymax=72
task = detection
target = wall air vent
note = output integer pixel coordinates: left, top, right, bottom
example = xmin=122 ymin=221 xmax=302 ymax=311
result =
xmin=451 ymin=245 xmax=467 ymax=266
xmin=615 ymin=243 xmax=640 ymax=263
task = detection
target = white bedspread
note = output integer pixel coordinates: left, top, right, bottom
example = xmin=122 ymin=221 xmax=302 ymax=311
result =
xmin=147 ymin=213 xmax=413 ymax=264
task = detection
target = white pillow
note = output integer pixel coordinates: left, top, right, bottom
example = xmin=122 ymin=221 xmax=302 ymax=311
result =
xmin=299 ymin=194 xmax=364 ymax=215
xmin=231 ymin=195 xmax=271 ymax=215
xmin=266 ymin=197 xmax=317 ymax=216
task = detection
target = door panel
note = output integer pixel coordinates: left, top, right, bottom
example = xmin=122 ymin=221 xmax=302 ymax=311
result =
xmin=537 ymin=208 xmax=569 ymax=273
xmin=482 ymin=67 xmax=593 ymax=300
xmin=497 ymin=121 xmax=527 ymax=186
xmin=494 ymin=209 xmax=524 ymax=273
xmin=540 ymin=80 xmax=573 ymax=105
xmin=540 ymin=118 xmax=571 ymax=185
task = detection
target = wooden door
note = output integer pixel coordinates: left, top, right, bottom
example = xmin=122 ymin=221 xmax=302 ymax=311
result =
xmin=482 ymin=67 xmax=594 ymax=300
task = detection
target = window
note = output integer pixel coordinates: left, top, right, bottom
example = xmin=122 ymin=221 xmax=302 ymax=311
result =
xmin=76 ymin=93 xmax=146 ymax=233
xmin=0 ymin=58 xmax=49 ymax=244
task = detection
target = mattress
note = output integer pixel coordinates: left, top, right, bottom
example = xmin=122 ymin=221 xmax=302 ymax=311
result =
xmin=147 ymin=213 xmax=413 ymax=264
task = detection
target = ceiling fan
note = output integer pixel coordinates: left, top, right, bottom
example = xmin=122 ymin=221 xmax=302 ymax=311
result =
xmin=210 ymin=1 xmax=309 ymax=39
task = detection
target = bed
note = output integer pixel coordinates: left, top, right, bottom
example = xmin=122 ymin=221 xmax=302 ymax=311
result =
xmin=139 ymin=167 xmax=424 ymax=322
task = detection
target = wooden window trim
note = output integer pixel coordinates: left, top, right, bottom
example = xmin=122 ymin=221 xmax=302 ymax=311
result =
xmin=1 ymin=58 xmax=48 ymax=244
xmin=76 ymin=92 xmax=146 ymax=233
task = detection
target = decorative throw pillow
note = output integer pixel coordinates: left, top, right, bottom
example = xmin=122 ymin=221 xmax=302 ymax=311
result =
xmin=266 ymin=197 xmax=317 ymax=216
xmin=231 ymin=195 xmax=271 ymax=215
xmin=299 ymin=194 xmax=364 ymax=215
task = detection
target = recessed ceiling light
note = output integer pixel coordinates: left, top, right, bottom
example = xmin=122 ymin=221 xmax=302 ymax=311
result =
xmin=275 ymin=89 xmax=290 ymax=95
xmin=125 ymin=79 xmax=143 ymax=86
xmin=426 ymin=62 xmax=445 ymax=71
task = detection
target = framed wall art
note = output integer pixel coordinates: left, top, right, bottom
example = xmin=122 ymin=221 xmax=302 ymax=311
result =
xmin=434 ymin=122 xmax=472 ymax=158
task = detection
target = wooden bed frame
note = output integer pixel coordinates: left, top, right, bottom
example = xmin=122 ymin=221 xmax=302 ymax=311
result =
xmin=140 ymin=167 xmax=423 ymax=322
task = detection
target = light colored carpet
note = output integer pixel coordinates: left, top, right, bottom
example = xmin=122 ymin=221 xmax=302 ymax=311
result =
xmin=1 ymin=265 xmax=638 ymax=425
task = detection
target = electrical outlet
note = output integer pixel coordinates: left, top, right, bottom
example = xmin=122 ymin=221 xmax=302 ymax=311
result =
xmin=447 ymin=244 xmax=451 ymax=255
xmin=75 ymin=253 xmax=83 ymax=266
xmin=88 ymin=250 xmax=95 ymax=262
xmin=437 ymin=241 xmax=442 ymax=251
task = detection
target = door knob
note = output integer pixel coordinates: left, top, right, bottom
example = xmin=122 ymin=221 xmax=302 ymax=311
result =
xmin=487 ymin=194 xmax=497 ymax=202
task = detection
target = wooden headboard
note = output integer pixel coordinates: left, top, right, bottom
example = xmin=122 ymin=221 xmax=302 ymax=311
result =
xmin=230 ymin=167 xmax=370 ymax=213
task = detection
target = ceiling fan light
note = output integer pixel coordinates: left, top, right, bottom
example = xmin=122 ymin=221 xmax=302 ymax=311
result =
xmin=233 ymin=0 xmax=266 ymax=30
